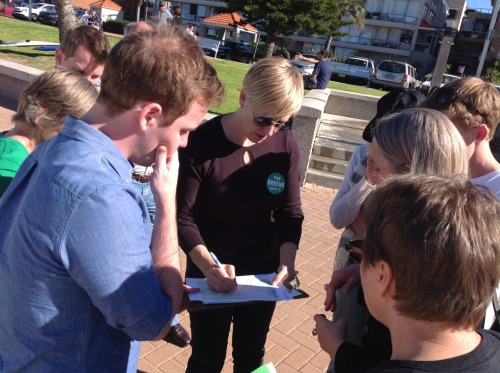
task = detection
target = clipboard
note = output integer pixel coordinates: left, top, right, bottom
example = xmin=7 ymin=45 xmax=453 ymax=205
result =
xmin=184 ymin=272 xmax=309 ymax=312
xmin=186 ymin=288 xmax=309 ymax=312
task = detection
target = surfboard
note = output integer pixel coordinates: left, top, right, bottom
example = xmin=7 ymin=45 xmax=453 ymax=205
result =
xmin=0 ymin=40 xmax=60 ymax=47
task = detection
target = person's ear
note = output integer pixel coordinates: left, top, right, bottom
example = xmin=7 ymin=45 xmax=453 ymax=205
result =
xmin=138 ymin=103 xmax=163 ymax=131
xmin=239 ymin=91 xmax=247 ymax=107
xmin=376 ymin=260 xmax=395 ymax=299
xmin=54 ymin=48 xmax=63 ymax=66
xmin=475 ymin=123 xmax=489 ymax=141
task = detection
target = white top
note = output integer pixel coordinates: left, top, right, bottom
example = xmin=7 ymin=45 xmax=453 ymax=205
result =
xmin=473 ymin=168 xmax=500 ymax=329
xmin=472 ymin=169 xmax=500 ymax=199
xmin=329 ymin=143 xmax=374 ymax=229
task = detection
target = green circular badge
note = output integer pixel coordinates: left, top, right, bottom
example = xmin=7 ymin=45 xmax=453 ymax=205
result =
xmin=266 ymin=173 xmax=285 ymax=195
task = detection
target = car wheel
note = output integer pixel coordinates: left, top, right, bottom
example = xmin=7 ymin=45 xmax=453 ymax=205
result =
xmin=331 ymin=73 xmax=338 ymax=81
xmin=224 ymin=53 xmax=231 ymax=61
xmin=246 ymin=57 xmax=253 ymax=64
xmin=32 ymin=14 xmax=37 ymax=22
xmin=365 ymin=78 xmax=371 ymax=87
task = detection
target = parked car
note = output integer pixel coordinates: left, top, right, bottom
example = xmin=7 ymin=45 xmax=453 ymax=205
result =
xmin=12 ymin=3 xmax=54 ymax=21
xmin=1 ymin=1 xmax=16 ymax=17
xmin=291 ymin=53 xmax=317 ymax=75
xmin=370 ymin=60 xmax=420 ymax=89
xmin=216 ymin=41 xmax=255 ymax=64
xmin=290 ymin=53 xmax=334 ymax=76
xmin=331 ymin=57 xmax=375 ymax=86
xmin=418 ymin=73 xmax=461 ymax=96
xmin=37 ymin=10 xmax=57 ymax=25
xmin=38 ymin=9 xmax=93 ymax=28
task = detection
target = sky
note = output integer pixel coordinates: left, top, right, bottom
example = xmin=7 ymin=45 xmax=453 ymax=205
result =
xmin=466 ymin=0 xmax=494 ymax=11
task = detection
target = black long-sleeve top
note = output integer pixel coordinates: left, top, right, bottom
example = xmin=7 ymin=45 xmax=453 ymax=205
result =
xmin=177 ymin=116 xmax=304 ymax=278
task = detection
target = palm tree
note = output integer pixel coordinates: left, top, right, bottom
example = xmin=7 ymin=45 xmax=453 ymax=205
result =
xmin=324 ymin=0 xmax=366 ymax=52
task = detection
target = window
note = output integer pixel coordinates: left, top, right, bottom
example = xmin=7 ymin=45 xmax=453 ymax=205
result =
xmin=207 ymin=28 xmax=219 ymax=37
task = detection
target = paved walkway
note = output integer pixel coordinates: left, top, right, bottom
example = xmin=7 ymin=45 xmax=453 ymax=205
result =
xmin=0 ymin=98 xmax=341 ymax=373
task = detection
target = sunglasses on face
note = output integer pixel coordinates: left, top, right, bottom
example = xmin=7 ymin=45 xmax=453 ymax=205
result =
xmin=252 ymin=108 xmax=288 ymax=129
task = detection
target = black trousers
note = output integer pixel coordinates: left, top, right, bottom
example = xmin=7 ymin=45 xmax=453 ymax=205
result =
xmin=186 ymin=302 xmax=276 ymax=373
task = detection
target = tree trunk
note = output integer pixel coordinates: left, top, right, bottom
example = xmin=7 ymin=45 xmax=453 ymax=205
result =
xmin=264 ymin=32 xmax=276 ymax=59
xmin=56 ymin=0 xmax=78 ymax=42
xmin=136 ymin=5 xmax=140 ymax=21
xmin=324 ymin=36 xmax=333 ymax=52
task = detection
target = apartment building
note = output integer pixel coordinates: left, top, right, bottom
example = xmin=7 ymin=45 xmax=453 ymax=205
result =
xmin=448 ymin=2 xmax=500 ymax=77
xmin=330 ymin=0 xmax=451 ymax=76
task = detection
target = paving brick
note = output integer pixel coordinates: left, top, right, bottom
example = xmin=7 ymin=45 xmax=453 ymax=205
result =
xmin=264 ymin=343 xmax=293 ymax=365
xmin=280 ymin=341 xmax=316 ymax=371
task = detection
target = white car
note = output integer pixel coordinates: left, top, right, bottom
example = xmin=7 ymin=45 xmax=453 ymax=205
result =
xmin=12 ymin=3 xmax=55 ymax=21
xmin=290 ymin=53 xmax=333 ymax=76
xmin=370 ymin=60 xmax=421 ymax=89
xmin=419 ymin=73 xmax=461 ymax=96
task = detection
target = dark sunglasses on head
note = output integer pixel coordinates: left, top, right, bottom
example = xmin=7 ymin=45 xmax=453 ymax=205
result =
xmin=436 ymin=87 xmax=473 ymax=108
xmin=252 ymin=108 xmax=288 ymax=129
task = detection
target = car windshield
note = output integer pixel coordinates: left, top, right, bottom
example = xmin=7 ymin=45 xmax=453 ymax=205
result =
xmin=31 ymin=3 xmax=43 ymax=8
xmin=347 ymin=59 xmax=367 ymax=67
xmin=379 ymin=62 xmax=405 ymax=73
xmin=442 ymin=75 xmax=460 ymax=84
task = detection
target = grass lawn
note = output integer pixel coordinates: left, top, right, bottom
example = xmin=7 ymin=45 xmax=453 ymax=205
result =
xmin=1 ymin=16 xmax=387 ymax=115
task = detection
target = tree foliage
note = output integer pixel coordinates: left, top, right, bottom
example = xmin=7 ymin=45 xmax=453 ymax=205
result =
xmin=226 ymin=0 xmax=366 ymax=58
xmin=225 ymin=0 xmax=309 ymax=57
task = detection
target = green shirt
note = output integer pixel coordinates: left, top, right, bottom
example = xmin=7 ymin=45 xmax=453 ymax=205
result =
xmin=0 ymin=132 xmax=29 ymax=197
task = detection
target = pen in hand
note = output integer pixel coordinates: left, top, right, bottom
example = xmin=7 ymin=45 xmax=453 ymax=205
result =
xmin=208 ymin=251 xmax=237 ymax=292
xmin=209 ymin=251 xmax=223 ymax=269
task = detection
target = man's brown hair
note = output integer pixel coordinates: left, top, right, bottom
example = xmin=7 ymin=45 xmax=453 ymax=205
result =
xmin=420 ymin=77 xmax=500 ymax=139
xmin=60 ymin=25 xmax=110 ymax=64
xmin=363 ymin=174 xmax=500 ymax=329
xmin=99 ymin=28 xmax=224 ymax=124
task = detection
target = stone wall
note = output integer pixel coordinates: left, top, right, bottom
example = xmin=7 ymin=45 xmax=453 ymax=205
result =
xmin=0 ymin=59 xmax=42 ymax=102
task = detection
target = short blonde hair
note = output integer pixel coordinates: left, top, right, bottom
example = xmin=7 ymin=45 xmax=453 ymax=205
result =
xmin=374 ymin=108 xmax=469 ymax=176
xmin=12 ymin=69 xmax=98 ymax=145
xmin=421 ymin=77 xmax=500 ymax=139
xmin=242 ymin=57 xmax=304 ymax=117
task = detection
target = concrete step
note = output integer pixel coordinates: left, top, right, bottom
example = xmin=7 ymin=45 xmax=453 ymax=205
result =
xmin=313 ymin=137 xmax=362 ymax=161
xmin=317 ymin=121 xmax=366 ymax=145
xmin=309 ymin=154 xmax=349 ymax=174
xmin=321 ymin=113 xmax=369 ymax=131
xmin=305 ymin=169 xmax=345 ymax=190
xmin=306 ymin=115 xmax=368 ymax=190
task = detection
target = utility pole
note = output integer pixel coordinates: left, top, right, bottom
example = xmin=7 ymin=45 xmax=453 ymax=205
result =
xmin=430 ymin=34 xmax=454 ymax=91
xmin=476 ymin=0 xmax=500 ymax=77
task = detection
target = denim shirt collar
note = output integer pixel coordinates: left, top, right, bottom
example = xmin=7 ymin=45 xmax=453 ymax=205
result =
xmin=61 ymin=116 xmax=132 ymax=180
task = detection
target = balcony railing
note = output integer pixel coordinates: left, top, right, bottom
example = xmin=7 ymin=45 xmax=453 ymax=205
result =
xmin=366 ymin=12 xmax=418 ymax=25
xmin=458 ymin=30 xmax=487 ymax=39
xmin=334 ymin=35 xmax=411 ymax=51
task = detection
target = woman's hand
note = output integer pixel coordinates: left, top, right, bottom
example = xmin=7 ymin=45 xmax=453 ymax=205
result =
xmin=324 ymin=264 xmax=361 ymax=312
xmin=314 ymin=315 xmax=348 ymax=361
xmin=203 ymin=263 xmax=237 ymax=293
xmin=272 ymin=265 xmax=292 ymax=287
xmin=272 ymin=243 xmax=298 ymax=286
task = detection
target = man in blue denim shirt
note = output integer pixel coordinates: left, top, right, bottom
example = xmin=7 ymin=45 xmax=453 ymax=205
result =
xmin=0 ymin=29 xmax=224 ymax=372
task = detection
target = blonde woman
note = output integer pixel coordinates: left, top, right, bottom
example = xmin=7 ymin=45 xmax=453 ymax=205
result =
xmin=322 ymin=108 xmax=469 ymax=372
xmin=0 ymin=69 xmax=97 ymax=196
xmin=177 ymin=57 xmax=304 ymax=373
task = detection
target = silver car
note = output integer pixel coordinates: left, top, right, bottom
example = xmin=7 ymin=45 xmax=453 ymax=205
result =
xmin=370 ymin=60 xmax=420 ymax=89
